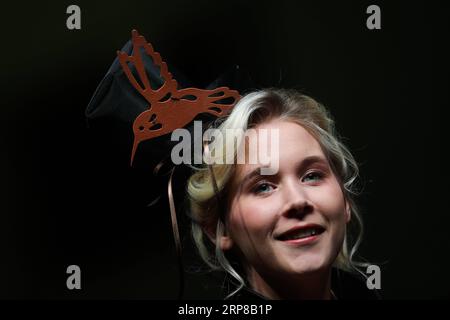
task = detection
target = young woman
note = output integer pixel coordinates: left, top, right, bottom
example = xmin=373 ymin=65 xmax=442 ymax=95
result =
xmin=187 ymin=88 xmax=375 ymax=300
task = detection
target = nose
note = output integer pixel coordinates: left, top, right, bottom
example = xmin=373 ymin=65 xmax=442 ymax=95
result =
xmin=280 ymin=178 xmax=313 ymax=219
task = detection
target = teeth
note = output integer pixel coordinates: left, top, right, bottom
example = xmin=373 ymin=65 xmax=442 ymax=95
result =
xmin=284 ymin=228 xmax=320 ymax=240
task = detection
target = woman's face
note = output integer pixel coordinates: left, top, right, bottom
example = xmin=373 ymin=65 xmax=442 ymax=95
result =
xmin=221 ymin=119 xmax=350 ymax=282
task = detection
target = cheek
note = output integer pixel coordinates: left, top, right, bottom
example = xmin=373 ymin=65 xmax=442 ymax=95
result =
xmin=312 ymin=182 xmax=348 ymax=221
xmin=228 ymin=196 xmax=278 ymax=239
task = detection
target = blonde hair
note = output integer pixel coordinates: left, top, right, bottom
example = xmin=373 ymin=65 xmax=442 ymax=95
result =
xmin=187 ymin=88 xmax=366 ymax=298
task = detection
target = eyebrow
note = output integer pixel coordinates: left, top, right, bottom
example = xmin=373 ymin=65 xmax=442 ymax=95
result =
xmin=240 ymin=155 xmax=329 ymax=185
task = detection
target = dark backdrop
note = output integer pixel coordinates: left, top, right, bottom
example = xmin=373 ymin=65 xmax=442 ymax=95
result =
xmin=1 ymin=0 xmax=448 ymax=299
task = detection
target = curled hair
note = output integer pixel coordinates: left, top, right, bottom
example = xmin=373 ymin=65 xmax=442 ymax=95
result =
xmin=187 ymin=88 xmax=366 ymax=298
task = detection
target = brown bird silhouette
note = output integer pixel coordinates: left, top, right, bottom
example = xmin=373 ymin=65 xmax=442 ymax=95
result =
xmin=117 ymin=30 xmax=241 ymax=165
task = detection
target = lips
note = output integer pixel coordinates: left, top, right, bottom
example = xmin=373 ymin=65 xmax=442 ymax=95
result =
xmin=275 ymin=224 xmax=325 ymax=241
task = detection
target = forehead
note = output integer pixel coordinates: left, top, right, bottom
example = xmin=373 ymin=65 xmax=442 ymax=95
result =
xmin=251 ymin=118 xmax=320 ymax=147
xmin=236 ymin=119 xmax=325 ymax=175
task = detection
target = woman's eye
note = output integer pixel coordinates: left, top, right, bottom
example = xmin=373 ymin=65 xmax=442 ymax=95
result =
xmin=253 ymin=183 xmax=274 ymax=194
xmin=302 ymin=171 xmax=324 ymax=183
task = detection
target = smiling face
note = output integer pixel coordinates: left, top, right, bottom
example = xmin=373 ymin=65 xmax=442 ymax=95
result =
xmin=220 ymin=119 xmax=350 ymax=291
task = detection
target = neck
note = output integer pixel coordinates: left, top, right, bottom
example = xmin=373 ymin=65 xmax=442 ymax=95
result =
xmin=247 ymin=267 xmax=332 ymax=300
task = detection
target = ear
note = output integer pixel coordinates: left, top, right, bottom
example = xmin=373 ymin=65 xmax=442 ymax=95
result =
xmin=219 ymin=235 xmax=234 ymax=251
xmin=345 ymin=200 xmax=351 ymax=223
xmin=202 ymin=222 xmax=234 ymax=251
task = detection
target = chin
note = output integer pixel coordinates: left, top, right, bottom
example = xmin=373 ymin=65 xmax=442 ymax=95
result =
xmin=287 ymin=253 xmax=332 ymax=276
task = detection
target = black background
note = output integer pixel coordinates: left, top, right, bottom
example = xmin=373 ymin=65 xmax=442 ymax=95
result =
xmin=1 ymin=0 xmax=448 ymax=299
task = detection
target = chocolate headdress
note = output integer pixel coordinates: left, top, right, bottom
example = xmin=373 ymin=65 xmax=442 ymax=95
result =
xmin=87 ymin=30 xmax=244 ymax=299
xmin=117 ymin=30 xmax=240 ymax=165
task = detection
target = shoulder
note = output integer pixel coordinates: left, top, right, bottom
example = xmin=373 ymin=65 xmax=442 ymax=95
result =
xmin=225 ymin=268 xmax=381 ymax=300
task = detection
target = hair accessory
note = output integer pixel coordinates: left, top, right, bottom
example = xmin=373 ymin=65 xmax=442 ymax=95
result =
xmin=114 ymin=30 xmax=241 ymax=299
xmin=117 ymin=30 xmax=241 ymax=165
